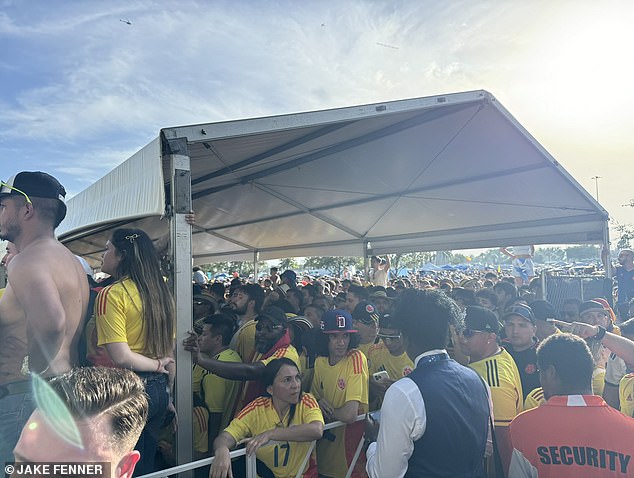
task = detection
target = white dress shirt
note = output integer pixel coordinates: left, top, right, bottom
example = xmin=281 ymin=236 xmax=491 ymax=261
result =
xmin=365 ymin=349 xmax=492 ymax=478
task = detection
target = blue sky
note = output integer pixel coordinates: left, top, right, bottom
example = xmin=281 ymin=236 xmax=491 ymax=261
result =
xmin=2 ymin=0 xmax=634 ymax=233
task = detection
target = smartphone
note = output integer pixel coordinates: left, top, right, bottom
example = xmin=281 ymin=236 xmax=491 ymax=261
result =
xmin=368 ymin=411 xmax=381 ymax=423
xmin=372 ymin=370 xmax=389 ymax=382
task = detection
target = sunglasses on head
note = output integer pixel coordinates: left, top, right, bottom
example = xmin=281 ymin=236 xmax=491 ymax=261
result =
xmin=0 ymin=182 xmax=32 ymax=205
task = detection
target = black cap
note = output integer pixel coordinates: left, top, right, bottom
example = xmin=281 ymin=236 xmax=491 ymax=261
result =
xmin=352 ymin=301 xmax=380 ymax=325
xmin=529 ymin=300 xmax=557 ymax=322
xmin=1 ymin=171 xmax=67 ymax=223
xmin=503 ymin=304 xmax=536 ymax=325
xmin=256 ymin=306 xmax=288 ymax=326
xmin=579 ymin=300 xmax=606 ymax=315
xmin=465 ymin=306 xmax=500 ymax=334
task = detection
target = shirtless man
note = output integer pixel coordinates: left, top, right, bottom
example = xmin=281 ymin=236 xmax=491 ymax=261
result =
xmin=0 ymin=171 xmax=89 ymax=463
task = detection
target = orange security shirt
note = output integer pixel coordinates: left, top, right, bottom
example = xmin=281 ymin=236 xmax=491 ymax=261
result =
xmin=509 ymin=395 xmax=634 ymax=477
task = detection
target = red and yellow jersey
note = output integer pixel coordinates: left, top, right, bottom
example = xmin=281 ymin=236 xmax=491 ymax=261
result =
xmin=510 ymin=394 xmax=634 ymax=477
xmin=469 ymin=348 xmax=523 ymax=427
xmin=236 ymin=344 xmax=301 ymax=416
xmin=95 ymin=278 xmax=147 ymax=352
xmin=225 ymin=394 xmax=324 ymax=478
xmin=524 ymin=387 xmax=545 ymax=411
xmin=310 ymin=350 xmax=368 ymax=478
xmin=619 ymin=373 xmax=634 ymax=418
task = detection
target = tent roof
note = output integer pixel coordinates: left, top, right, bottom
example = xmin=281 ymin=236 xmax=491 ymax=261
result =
xmin=58 ymin=90 xmax=609 ymax=265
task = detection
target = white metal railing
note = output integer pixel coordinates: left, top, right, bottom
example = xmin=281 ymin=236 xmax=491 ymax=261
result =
xmin=139 ymin=413 xmax=368 ymax=478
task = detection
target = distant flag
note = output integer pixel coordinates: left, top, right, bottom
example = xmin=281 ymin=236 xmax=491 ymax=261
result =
xmin=497 ymin=265 xmax=501 ymax=273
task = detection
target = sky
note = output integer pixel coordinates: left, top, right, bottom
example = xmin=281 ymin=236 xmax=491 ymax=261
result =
xmin=1 ymin=0 xmax=634 ymax=242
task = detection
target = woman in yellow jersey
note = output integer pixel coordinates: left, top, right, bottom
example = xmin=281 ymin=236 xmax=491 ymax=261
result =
xmin=211 ymin=358 xmax=324 ymax=478
xmin=94 ymin=228 xmax=175 ymax=476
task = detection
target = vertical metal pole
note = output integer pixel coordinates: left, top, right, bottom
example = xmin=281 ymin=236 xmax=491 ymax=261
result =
xmin=245 ymin=453 xmax=257 ymax=478
xmin=603 ymin=222 xmax=612 ymax=279
xmin=252 ymin=251 xmax=259 ymax=284
xmin=169 ymin=147 xmax=193 ymax=475
xmin=364 ymin=241 xmax=370 ymax=282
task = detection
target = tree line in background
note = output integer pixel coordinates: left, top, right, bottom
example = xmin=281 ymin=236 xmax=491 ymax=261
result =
xmin=196 ymin=199 xmax=634 ymax=277
xmin=197 ymin=245 xmax=607 ymax=278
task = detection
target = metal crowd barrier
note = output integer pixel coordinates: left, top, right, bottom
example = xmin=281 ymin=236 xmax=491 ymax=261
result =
xmin=139 ymin=414 xmax=368 ymax=478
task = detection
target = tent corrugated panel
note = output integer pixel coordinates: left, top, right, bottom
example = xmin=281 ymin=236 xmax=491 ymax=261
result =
xmin=58 ymin=90 xmax=608 ymax=264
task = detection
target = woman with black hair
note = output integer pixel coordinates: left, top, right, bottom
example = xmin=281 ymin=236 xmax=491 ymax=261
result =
xmin=211 ymin=357 xmax=324 ymax=478
xmin=94 ymin=228 xmax=175 ymax=475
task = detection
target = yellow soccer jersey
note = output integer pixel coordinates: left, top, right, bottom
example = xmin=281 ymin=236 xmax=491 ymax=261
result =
xmin=367 ymin=343 xmax=413 ymax=410
xmin=201 ymin=348 xmax=242 ymax=432
xmin=469 ymin=348 xmax=523 ymax=427
xmin=192 ymin=405 xmax=210 ymax=454
xmin=593 ymin=367 xmax=606 ymax=396
xmin=233 ymin=319 xmax=256 ymax=363
xmin=225 ymin=394 xmax=324 ymax=478
xmin=310 ymin=349 xmax=369 ymax=478
xmin=237 ymin=344 xmax=302 ymax=415
xmin=192 ymin=363 xmax=207 ymax=396
xmin=357 ymin=342 xmax=375 ymax=361
xmin=523 ymin=387 xmax=545 ymax=410
xmin=619 ymin=373 xmax=634 ymax=417
xmin=367 ymin=343 xmax=414 ymax=378
xmin=95 ymin=279 xmax=147 ymax=353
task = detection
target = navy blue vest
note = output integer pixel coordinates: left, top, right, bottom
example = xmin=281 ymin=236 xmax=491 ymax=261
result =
xmin=405 ymin=353 xmax=489 ymax=478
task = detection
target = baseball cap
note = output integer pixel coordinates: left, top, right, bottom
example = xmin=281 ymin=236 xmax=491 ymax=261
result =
xmin=503 ymin=304 xmax=536 ymax=325
xmin=255 ymin=306 xmax=288 ymax=326
xmin=465 ymin=306 xmax=500 ymax=334
xmin=280 ymin=270 xmax=297 ymax=283
xmin=528 ymin=300 xmax=557 ymax=322
xmin=352 ymin=301 xmax=380 ymax=325
xmin=579 ymin=300 xmax=606 ymax=315
xmin=1 ymin=171 xmax=67 ymax=223
xmin=321 ymin=309 xmax=357 ymax=333
xmin=370 ymin=290 xmax=394 ymax=301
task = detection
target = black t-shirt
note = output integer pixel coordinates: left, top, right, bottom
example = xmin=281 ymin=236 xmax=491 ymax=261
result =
xmin=616 ymin=266 xmax=634 ymax=303
xmin=504 ymin=341 xmax=540 ymax=400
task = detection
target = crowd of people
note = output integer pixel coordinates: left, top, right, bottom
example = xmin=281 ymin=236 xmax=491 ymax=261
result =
xmin=2 ymin=170 xmax=634 ymax=478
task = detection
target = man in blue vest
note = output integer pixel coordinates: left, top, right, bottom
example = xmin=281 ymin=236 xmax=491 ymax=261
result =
xmin=365 ymin=289 xmax=492 ymax=477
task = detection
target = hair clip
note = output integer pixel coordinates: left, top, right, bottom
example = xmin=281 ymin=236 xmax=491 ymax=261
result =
xmin=125 ymin=233 xmax=140 ymax=243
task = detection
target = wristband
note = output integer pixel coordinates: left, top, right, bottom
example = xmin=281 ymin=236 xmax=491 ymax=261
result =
xmin=155 ymin=358 xmax=162 ymax=372
xmin=592 ymin=326 xmax=607 ymax=341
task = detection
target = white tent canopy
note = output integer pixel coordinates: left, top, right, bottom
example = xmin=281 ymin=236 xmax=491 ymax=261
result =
xmin=58 ymin=90 xmax=609 ymax=263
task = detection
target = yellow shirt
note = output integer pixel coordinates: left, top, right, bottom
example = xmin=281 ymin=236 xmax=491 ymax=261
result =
xmin=367 ymin=342 xmax=413 ymax=409
xmin=233 ymin=319 xmax=256 ymax=363
xmin=367 ymin=343 xmax=414 ymax=378
xmin=95 ymin=278 xmax=146 ymax=353
xmin=593 ymin=367 xmax=606 ymax=396
xmin=225 ymin=394 xmax=324 ymax=478
xmin=619 ymin=373 xmax=634 ymax=418
xmin=192 ymin=349 xmax=243 ymax=454
xmin=236 ymin=344 xmax=301 ymax=416
xmin=523 ymin=387 xmax=545 ymax=410
xmin=201 ymin=348 xmax=242 ymax=431
xmin=310 ymin=350 xmax=368 ymax=478
xmin=469 ymin=348 xmax=523 ymax=427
